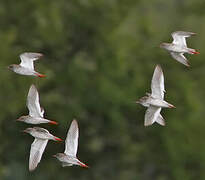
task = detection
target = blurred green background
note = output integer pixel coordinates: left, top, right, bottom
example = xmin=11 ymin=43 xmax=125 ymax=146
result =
xmin=0 ymin=0 xmax=205 ymax=179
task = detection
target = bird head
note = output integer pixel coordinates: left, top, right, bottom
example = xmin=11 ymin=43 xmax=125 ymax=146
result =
xmin=7 ymin=64 xmax=16 ymax=70
xmin=159 ymin=43 xmax=170 ymax=49
xmin=136 ymin=95 xmax=149 ymax=107
xmin=53 ymin=153 xmax=65 ymax=159
xmin=16 ymin=116 xmax=28 ymax=122
xmin=23 ymin=128 xmax=33 ymax=134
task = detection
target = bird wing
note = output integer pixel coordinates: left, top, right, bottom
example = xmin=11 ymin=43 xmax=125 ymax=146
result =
xmin=144 ymin=106 xmax=161 ymax=126
xmin=40 ymin=107 xmax=45 ymax=117
xmin=64 ymin=120 xmax=79 ymax=157
xmin=20 ymin=52 xmax=43 ymax=70
xmin=27 ymin=84 xmax=43 ymax=118
xmin=33 ymin=127 xmax=49 ymax=134
xmin=29 ymin=138 xmax=48 ymax=171
xmin=170 ymin=52 xmax=190 ymax=67
xmin=171 ymin=31 xmax=195 ymax=47
xmin=62 ymin=162 xmax=73 ymax=167
xmin=151 ymin=65 xmax=165 ymax=100
xmin=156 ymin=114 xmax=165 ymax=126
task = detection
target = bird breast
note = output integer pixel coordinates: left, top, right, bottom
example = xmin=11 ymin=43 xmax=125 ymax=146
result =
xmin=15 ymin=66 xmax=35 ymax=76
xmin=148 ymin=97 xmax=170 ymax=108
xmin=30 ymin=131 xmax=50 ymax=139
xmin=60 ymin=155 xmax=77 ymax=164
xmin=168 ymin=44 xmax=187 ymax=53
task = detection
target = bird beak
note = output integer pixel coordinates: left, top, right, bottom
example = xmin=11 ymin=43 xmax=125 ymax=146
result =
xmin=22 ymin=129 xmax=28 ymax=133
xmin=52 ymin=155 xmax=57 ymax=158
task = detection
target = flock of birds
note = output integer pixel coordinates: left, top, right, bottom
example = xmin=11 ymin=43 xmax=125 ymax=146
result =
xmin=136 ymin=31 xmax=199 ymax=126
xmin=9 ymin=54 xmax=89 ymax=171
xmin=7 ymin=31 xmax=199 ymax=171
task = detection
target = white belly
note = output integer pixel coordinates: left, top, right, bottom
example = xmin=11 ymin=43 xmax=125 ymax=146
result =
xmin=14 ymin=67 xmax=36 ymax=76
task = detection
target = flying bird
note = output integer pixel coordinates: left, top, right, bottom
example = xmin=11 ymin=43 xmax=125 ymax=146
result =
xmin=8 ymin=52 xmax=46 ymax=77
xmin=23 ymin=127 xmax=63 ymax=171
xmin=136 ymin=65 xmax=175 ymax=126
xmin=17 ymin=84 xmax=58 ymax=125
xmin=53 ymin=119 xmax=89 ymax=168
xmin=160 ymin=31 xmax=199 ymax=67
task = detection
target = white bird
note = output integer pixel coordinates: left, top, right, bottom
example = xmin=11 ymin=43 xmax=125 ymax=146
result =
xmin=136 ymin=65 xmax=175 ymax=126
xmin=160 ymin=31 xmax=199 ymax=67
xmin=53 ymin=120 xmax=89 ymax=168
xmin=23 ymin=127 xmax=63 ymax=171
xmin=17 ymin=84 xmax=58 ymax=125
xmin=8 ymin=52 xmax=46 ymax=77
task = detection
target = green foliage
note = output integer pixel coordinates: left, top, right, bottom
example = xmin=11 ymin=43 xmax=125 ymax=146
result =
xmin=0 ymin=0 xmax=205 ymax=179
